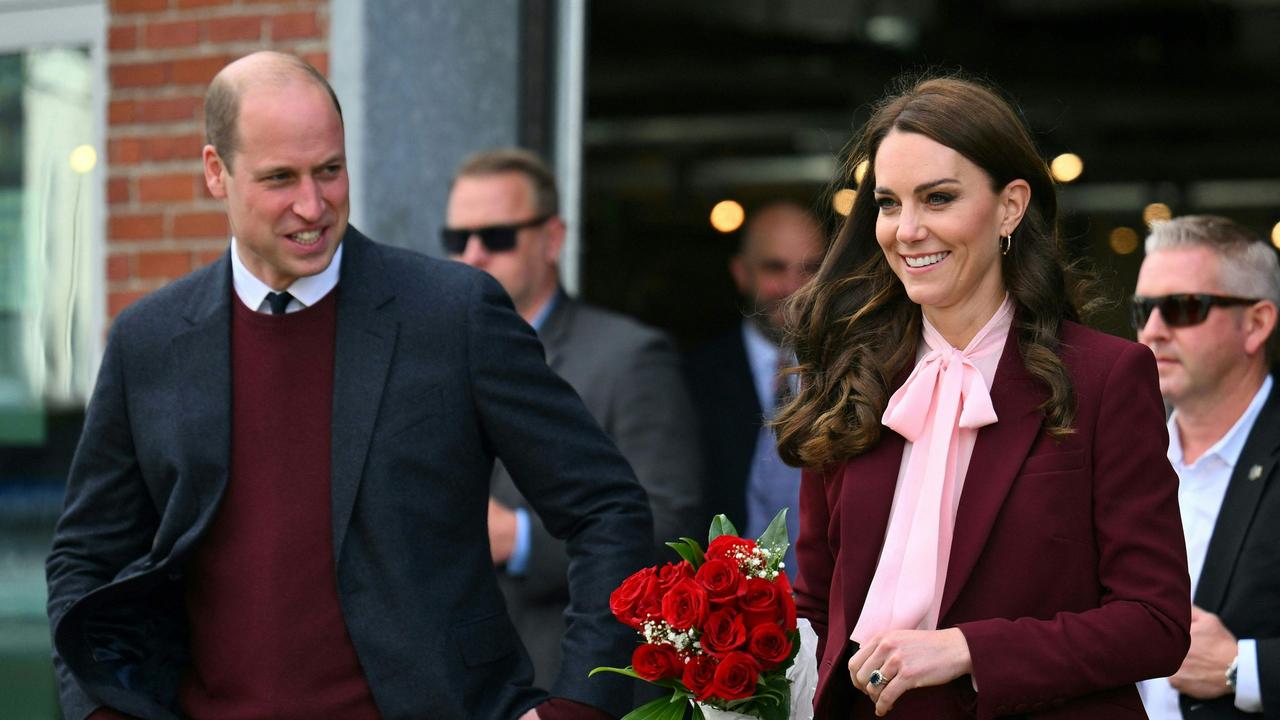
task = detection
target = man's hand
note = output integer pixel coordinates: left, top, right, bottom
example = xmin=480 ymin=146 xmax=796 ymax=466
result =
xmin=488 ymin=498 xmax=518 ymax=565
xmin=1169 ymin=605 xmax=1236 ymax=699
xmin=848 ymin=627 xmax=973 ymax=717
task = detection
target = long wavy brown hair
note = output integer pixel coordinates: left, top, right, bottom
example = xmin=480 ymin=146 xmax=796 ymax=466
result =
xmin=775 ymin=74 xmax=1090 ymax=469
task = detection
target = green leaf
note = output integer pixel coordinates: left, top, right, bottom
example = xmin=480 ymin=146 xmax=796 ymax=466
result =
xmin=757 ymin=508 xmax=790 ymax=560
xmin=689 ymin=703 xmax=706 ymax=720
xmin=708 ymin=514 xmax=738 ymax=543
xmin=665 ymin=540 xmax=701 ymax=567
xmin=589 ymin=665 xmax=645 ymax=682
xmin=618 ymin=695 xmax=692 ymax=720
xmin=677 ymin=537 xmax=705 ymax=566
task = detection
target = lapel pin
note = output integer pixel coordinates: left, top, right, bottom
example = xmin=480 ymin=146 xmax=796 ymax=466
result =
xmin=1248 ymin=464 xmax=1263 ymax=481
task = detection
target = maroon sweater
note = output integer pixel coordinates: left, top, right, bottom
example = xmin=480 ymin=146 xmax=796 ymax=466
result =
xmin=177 ymin=291 xmax=380 ymax=719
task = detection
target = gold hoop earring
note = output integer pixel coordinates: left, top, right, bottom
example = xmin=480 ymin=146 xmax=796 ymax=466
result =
xmin=999 ymin=234 xmax=1012 ymax=256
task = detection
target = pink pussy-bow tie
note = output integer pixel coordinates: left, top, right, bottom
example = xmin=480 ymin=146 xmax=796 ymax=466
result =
xmin=851 ymin=300 xmax=1010 ymax=642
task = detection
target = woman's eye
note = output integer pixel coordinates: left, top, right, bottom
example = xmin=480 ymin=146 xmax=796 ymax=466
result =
xmin=926 ymin=192 xmax=954 ymax=205
xmin=875 ymin=197 xmax=898 ymax=210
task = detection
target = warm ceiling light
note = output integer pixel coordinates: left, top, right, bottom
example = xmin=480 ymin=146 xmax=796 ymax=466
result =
xmin=69 ymin=144 xmax=97 ymax=174
xmin=854 ymin=160 xmax=869 ymax=185
xmin=1109 ymin=226 xmax=1139 ymax=255
xmin=1272 ymin=221 xmax=1280 ymax=250
xmin=1050 ymin=153 xmax=1083 ymax=183
xmin=832 ymin=188 xmax=857 ymax=216
xmin=1143 ymin=203 xmax=1173 ymax=227
xmin=710 ymin=200 xmax=745 ymax=234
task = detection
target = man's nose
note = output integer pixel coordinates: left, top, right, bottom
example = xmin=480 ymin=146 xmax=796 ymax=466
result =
xmin=292 ymin=177 xmax=324 ymax=221
xmin=1137 ymin=307 xmax=1169 ymax=344
xmin=459 ymin=234 xmax=489 ymax=266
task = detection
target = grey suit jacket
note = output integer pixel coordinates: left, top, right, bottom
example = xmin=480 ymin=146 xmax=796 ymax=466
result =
xmin=45 ymin=229 xmax=653 ymax=720
xmin=490 ymin=292 xmax=702 ymax=687
xmin=1181 ymin=373 xmax=1280 ymax=718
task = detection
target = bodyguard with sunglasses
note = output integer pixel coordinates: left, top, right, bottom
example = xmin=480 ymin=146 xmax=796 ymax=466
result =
xmin=443 ymin=148 xmax=703 ymax=698
xmin=1134 ymin=215 xmax=1280 ymax=719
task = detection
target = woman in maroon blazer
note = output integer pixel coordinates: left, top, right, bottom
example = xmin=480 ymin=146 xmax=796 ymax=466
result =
xmin=774 ymin=76 xmax=1191 ymax=719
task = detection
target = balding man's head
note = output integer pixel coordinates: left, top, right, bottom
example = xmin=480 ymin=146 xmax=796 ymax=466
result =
xmin=730 ymin=201 xmax=825 ymax=340
xmin=204 ymin=51 xmax=342 ymax=174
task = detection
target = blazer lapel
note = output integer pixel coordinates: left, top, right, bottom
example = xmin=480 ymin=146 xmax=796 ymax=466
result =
xmin=169 ymin=255 xmax=234 ymax=550
xmin=841 ymin=428 xmax=907 ymax=636
xmin=939 ymin=329 xmax=1046 ymax=620
xmin=329 ymin=229 xmax=398 ymax=559
xmin=535 ymin=290 xmax=572 ymax=372
xmin=1193 ymin=380 xmax=1280 ymax=611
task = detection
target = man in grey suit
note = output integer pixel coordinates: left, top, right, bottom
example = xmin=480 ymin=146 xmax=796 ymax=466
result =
xmin=46 ymin=52 xmax=649 ymax=720
xmin=443 ymin=148 xmax=703 ymax=688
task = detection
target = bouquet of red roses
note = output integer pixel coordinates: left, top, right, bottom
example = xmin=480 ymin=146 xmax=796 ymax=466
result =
xmin=591 ymin=511 xmax=801 ymax=720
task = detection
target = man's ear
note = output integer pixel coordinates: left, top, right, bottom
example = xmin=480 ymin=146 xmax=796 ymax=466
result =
xmin=1243 ymin=300 xmax=1278 ymax=357
xmin=203 ymin=145 xmax=229 ymax=199
xmin=542 ymin=215 xmax=567 ymax=262
xmin=999 ymin=178 xmax=1031 ymax=236
xmin=729 ymin=254 xmax=751 ymax=295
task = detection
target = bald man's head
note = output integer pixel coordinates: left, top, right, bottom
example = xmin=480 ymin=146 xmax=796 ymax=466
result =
xmin=204 ymin=51 xmax=342 ymax=174
xmin=730 ymin=201 xmax=825 ymax=340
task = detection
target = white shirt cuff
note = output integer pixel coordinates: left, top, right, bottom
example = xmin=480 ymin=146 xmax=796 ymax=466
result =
xmin=1236 ymin=639 xmax=1263 ymax=713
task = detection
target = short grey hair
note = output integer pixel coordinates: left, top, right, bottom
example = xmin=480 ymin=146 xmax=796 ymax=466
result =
xmin=451 ymin=147 xmax=559 ymax=217
xmin=1145 ymin=215 xmax=1280 ymax=305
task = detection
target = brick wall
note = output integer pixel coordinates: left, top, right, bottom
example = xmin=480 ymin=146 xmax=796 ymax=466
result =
xmin=106 ymin=0 xmax=330 ymax=321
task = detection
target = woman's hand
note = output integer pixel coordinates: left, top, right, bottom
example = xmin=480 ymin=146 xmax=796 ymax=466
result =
xmin=848 ymin=627 xmax=973 ymax=716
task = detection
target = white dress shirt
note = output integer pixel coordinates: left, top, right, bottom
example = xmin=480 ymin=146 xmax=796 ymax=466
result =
xmin=1139 ymin=374 xmax=1272 ymax=718
xmin=229 ymin=237 xmax=343 ymax=314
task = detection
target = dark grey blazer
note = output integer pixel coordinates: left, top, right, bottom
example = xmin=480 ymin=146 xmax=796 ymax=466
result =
xmin=1182 ymin=373 xmax=1280 ymax=718
xmin=490 ymin=292 xmax=702 ymax=688
xmin=45 ymin=228 xmax=653 ymax=720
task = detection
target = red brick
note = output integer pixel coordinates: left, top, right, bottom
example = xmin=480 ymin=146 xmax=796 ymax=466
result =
xmin=142 ymin=132 xmax=205 ymax=162
xmin=207 ymin=15 xmax=265 ymax=43
xmin=177 ymin=0 xmax=232 ymax=7
xmin=173 ymin=211 xmax=227 ymax=238
xmin=109 ymin=100 xmax=135 ymax=125
xmin=107 ymin=177 xmax=131 ymax=204
xmin=302 ymin=52 xmax=328 ymax=76
xmin=111 ymin=0 xmax=168 ymax=12
xmin=107 ymin=254 xmax=132 ymax=282
xmin=138 ymin=173 xmax=197 ymax=202
xmin=170 ymin=56 xmax=228 ymax=85
xmin=111 ymin=61 xmax=171 ymax=88
xmin=271 ymin=11 xmax=322 ymax=41
xmin=144 ymin=20 xmax=200 ymax=49
xmin=108 ymin=26 xmax=137 ymax=51
xmin=136 ymin=251 xmax=193 ymax=279
xmin=132 ymin=95 xmax=203 ymax=124
xmin=196 ymin=249 xmax=226 ymax=267
xmin=109 ymin=138 xmax=143 ymax=164
xmin=109 ymin=289 xmax=148 ymax=319
xmin=109 ymin=213 xmax=164 ymax=241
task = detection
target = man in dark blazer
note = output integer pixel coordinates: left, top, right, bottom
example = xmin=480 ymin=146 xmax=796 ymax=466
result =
xmin=686 ymin=202 xmax=823 ymax=568
xmin=443 ymin=148 xmax=702 ymax=689
xmin=45 ymin=52 xmax=651 ymax=720
xmin=1134 ymin=215 xmax=1280 ymax=719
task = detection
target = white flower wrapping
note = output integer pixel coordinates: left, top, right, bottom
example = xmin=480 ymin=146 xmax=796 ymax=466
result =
xmin=697 ymin=618 xmax=819 ymax=720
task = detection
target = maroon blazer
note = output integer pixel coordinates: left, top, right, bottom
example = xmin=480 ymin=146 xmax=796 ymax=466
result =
xmin=795 ymin=321 xmax=1191 ymax=719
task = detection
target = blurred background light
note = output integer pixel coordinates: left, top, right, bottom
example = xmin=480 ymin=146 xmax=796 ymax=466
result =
xmin=1109 ymin=226 xmax=1140 ymax=255
xmin=710 ymin=199 xmax=745 ymax=233
xmin=1050 ymin=153 xmax=1083 ymax=183
xmin=68 ymin=144 xmax=96 ymax=174
xmin=832 ymin=188 xmax=856 ymax=216
xmin=1143 ymin=202 xmax=1173 ymax=227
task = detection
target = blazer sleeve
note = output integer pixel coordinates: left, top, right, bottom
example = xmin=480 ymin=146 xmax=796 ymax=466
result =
xmin=45 ymin=320 xmax=161 ymax=720
xmin=957 ymin=342 xmax=1191 ymax=718
xmin=796 ymin=466 xmax=834 ymax=661
xmin=464 ymin=274 xmax=654 ymax=716
xmin=1259 ymin=638 xmax=1280 ymax=713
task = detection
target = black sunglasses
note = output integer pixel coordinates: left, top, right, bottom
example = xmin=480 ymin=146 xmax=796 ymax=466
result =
xmin=440 ymin=214 xmax=553 ymax=254
xmin=1130 ymin=293 xmax=1259 ymax=330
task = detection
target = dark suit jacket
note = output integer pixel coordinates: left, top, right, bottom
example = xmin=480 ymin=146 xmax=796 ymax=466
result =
xmin=45 ymin=229 xmax=653 ymax=720
xmin=795 ymin=321 xmax=1191 ymax=719
xmin=1180 ymin=373 xmax=1280 ymax=718
xmin=491 ymin=292 xmax=702 ymax=687
xmin=686 ymin=325 xmax=761 ymax=531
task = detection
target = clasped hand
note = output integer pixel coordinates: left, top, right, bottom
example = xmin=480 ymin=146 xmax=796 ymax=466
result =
xmin=848 ymin=627 xmax=973 ymax=716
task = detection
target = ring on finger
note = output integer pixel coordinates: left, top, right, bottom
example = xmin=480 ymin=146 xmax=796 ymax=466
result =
xmin=869 ymin=669 xmax=891 ymax=687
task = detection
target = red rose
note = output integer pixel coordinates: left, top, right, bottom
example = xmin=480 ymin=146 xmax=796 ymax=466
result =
xmin=656 ymin=560 xmax=694 ymax=593
xmin=739 ymin=577 xmax=784 ymax=628
xmin=632 ymin=643 xmax=683 ymax=682
xmin=706 ymin=535 xmax=756 ymax=564
xmin=709 ymin=651 xmax=761 ymax=701
xmin=775 ymin=572 xmax=797 ymax=631
xmin=661 ymin=578 xmax=709 ymax=629
xmin=747 ymin=623 xmax=793 ymax=669
xmin=701 ymin=607 xmax=748 ymax=655
xmin=610 ymin=567 xmax=657 ymax=629
xmin=682 ymin=653 xmax=718 ymax=700
xmin=695 ymin=557 xmax=743 ymax=605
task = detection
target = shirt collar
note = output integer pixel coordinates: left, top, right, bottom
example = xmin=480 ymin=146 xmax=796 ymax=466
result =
xmin=529 ymin=290 xmax=560 ymax=332
xmin=1168 ymin=373 xmax=1273 ymax=469
xmin=229 ymin=237 xmax=343 ymax=312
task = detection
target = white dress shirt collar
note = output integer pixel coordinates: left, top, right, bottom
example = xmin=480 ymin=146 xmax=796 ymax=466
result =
xmin=1168 ymin=373 xmax=1273 ymax=471
xmin=229 ymin=237 xmax=343 ymax=313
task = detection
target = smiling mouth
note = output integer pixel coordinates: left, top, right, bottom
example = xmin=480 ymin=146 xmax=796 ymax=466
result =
xmin=903 ymin=251 xmax=949 ymax=268
xmin=288 ymin=230 xmax=322 ymax=246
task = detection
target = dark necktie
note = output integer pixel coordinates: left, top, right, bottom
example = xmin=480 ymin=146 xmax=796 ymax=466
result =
xmin=266 ymin=291 xmax=293 ymax=315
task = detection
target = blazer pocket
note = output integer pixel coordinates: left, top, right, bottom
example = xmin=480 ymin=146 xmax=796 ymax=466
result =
xmin=383 ymin=384 xmax=444 ymax=439
xmin=453 ymin=612 xmax=519 ymax=667
xmin=1020 ymin=449 xmax=1085 ymax=476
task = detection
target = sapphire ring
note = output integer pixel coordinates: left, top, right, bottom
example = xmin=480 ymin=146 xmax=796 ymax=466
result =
xmin=869 ymin=669 xmax=890 ymax=687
